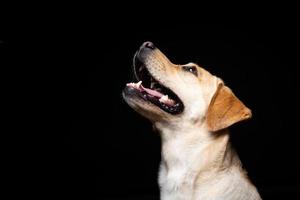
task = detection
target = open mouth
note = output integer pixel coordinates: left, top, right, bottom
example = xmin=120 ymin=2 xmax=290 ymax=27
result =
xmin=125 ymin=57 xmax=184 ymax=114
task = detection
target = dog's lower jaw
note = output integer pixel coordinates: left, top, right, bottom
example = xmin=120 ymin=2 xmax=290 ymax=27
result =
xmin=155 ymin=125 xmax=261 ymax=200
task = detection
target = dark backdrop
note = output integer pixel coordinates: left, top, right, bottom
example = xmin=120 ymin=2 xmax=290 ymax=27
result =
xmin=64 ymin=23 xmax=300 ymax=200
xmin=3 ymin=17 xmax=299 ymax=199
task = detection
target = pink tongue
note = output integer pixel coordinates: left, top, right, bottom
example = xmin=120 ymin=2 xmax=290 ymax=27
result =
xmin=140 ymin=85 xmax=164 ymax=98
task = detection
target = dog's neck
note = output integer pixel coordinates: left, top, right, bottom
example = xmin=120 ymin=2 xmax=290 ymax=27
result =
xmin=155 ymin=122 xmax=235 ymax=179
xmin=154 ymin=122 xmax=260 ymax=200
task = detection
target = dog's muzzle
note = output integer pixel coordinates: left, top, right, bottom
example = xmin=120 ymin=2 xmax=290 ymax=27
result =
xmin=123 ymin=42 xmax=184 ymax=114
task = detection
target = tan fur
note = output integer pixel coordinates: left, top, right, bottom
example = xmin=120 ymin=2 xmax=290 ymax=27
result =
xmin=123 ymin=42 xmax=261 ymax=200
xmin=206 ymin=83 xmax=252 ymax=132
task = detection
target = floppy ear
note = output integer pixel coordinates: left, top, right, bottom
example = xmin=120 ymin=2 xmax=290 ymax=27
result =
xmin=206 ymin=83 xmax=252 ymax=132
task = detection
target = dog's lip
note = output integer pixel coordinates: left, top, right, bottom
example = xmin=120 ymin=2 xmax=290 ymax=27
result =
xmin=133 ymin=51 xmax=141 ymax=80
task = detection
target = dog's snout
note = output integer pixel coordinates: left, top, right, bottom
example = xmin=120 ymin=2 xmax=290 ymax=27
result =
xmin=143 ymin=41 xmax=155 ymax=50
xmin=136 ymin=42 xmax=156 ymax=60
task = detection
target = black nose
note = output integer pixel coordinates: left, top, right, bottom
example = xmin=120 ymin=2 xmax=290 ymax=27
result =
xmin=143 ymin=41 xmax=155 ymax=49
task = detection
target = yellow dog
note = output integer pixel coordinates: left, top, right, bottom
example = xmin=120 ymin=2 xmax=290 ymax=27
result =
xmin=123 ymin=42 xmax=261 ymax=200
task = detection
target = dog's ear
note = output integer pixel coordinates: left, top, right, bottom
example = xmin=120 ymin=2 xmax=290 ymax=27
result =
xmin=206 ymin=83 xmax=252 ymax=132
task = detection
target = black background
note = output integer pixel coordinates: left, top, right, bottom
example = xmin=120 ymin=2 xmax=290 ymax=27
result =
xmin=2 ymin=10 xmax=300 ymax=200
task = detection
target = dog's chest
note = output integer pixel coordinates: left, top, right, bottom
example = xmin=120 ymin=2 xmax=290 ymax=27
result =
xmin=159 ymin=162 xmax=196 ymax=200
xmin=158 ymin=141 xmax=203 ymax=200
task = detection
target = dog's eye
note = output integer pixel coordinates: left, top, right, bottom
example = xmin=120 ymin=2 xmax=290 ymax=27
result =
xmin=182 ymin=66 xmax=198 ymax=76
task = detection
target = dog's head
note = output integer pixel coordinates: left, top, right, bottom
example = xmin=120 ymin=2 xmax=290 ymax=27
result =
xmin=123 ymin=42 xmax=251 ymax=132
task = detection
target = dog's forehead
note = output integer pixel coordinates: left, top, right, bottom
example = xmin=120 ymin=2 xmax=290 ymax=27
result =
xmin=183 ymin=62 xmax=197 ymax=66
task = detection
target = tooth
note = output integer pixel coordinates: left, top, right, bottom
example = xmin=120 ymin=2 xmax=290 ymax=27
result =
xmin=150 ymin=82 xmax=155 ymax=89
xmin=136 ymin=81 xmax=142 ymax=88
xmin=159 ymin=95 xmax=169 ymax=103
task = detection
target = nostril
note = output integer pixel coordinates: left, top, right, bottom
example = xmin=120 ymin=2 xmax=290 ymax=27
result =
xmin=144 ymin=41 xmax=155 ymax=49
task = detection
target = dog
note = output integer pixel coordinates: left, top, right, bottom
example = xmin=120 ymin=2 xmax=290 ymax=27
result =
xmin=123 ymin=42 xmax=261 ymax=200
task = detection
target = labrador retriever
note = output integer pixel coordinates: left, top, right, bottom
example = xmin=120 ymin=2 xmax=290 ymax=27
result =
xmin=123 ymin=42 xmax=261 ymax=200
